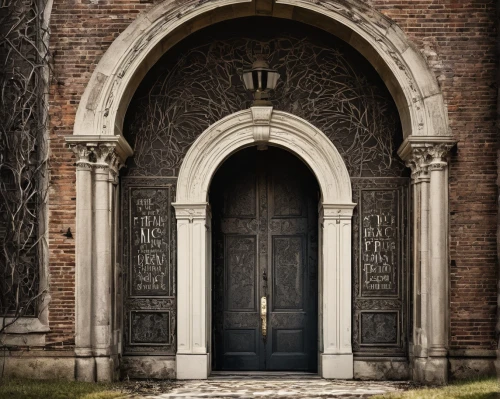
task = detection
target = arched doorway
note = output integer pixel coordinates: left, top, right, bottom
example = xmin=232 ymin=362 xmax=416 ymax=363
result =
xmin=67 ymin=0 xmax=455 ymax=384
xmin=210 ymin=147 xmax=320 ymax=372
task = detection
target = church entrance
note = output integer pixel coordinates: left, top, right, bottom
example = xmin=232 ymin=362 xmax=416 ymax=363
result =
xmin=210 ymin=147 xmax=319 ymax=372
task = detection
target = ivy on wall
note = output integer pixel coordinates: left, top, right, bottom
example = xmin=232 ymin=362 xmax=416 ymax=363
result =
xmin=0 ymin=0 xmax=50 ymax=321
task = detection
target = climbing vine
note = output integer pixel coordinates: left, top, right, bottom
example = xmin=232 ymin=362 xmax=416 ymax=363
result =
xmin=0 ymin=0 xmax=50 ymax=330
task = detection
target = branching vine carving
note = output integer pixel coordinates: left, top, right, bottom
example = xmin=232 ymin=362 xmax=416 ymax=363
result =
xmin=0 ymin=0 xmax=51 ymax=330
xmin=125 ymin=22 xmax=406 ymax=178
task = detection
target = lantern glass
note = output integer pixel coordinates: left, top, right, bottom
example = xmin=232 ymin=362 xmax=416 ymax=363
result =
xmin=242 ymin=71 xmax=255 ymax=90
xmin=266 ymin=71 xmax=280 ymax=90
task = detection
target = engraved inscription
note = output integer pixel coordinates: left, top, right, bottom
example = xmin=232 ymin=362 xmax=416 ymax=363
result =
xmin=352 ymin=179 xmax=409 ymax=355
xmin=273 ymin=236 xmax=303 ymax=310
xmin=360 ymin=312 xmax=398 ymax=344
xmin=361 ymin=190 xmax=398 ymax=296
xmin=226 ymin=236 xmax=256 ymax=311
xmin=130 ymin=311 xmax=170 ymax=344
xmin=130 ymin=188 xmax=170 ymax=296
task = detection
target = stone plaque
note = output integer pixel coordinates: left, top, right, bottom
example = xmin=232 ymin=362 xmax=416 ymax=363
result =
xmin=122 ymin=179 xmax=176 ymax=355
xmin=352 ymin=178 xmax=409 ymax=356
xmin=130 ymin=187 xmax=170 ymax=296
xmin=360 ymin=190 xmax=399 ymax=297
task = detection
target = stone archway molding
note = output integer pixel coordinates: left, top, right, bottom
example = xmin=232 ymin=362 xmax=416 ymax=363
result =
xmin=73 ymin=0 xmax=451 ymax=141
xmin=172 ymin=106 xmax=355 ymax=379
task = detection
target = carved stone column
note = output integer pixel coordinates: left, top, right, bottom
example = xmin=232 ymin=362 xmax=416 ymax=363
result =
xmin=399 ymin=138 xmax=454 ymax=385
xmin=406 ymin=152 xmax=431 ymax=381
xmin=92 ymin=145 xmax=114 ymax=381
xmin=319 ymin=203 xmax=356 ymax=379
xmin=72 ymin=145 xmax=95 ymax=382
xmin=172 ymin=202 xmax=212 ymax=379
xmin=426 ymin=146 xmax=451 ymax=384
xmin=67 ymin=135 xmax=133 ymax=382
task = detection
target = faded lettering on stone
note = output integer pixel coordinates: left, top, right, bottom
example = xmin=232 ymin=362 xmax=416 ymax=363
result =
xmin=130 ymin=188 xmax=170 ymax=296
xmin=361 ymin=190 xmax=398 ymax=296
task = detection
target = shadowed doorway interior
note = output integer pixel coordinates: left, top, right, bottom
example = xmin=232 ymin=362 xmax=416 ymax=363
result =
xmin=210 ymin=146 xmax=319 ymax=372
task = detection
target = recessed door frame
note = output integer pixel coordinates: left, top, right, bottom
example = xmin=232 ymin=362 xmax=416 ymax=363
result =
xmin=173 ymin=107 xmax=356 ymax=379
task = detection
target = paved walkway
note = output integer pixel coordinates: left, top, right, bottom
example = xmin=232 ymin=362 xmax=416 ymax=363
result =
xmin=137 ymin=375 xmax=410 ymax=399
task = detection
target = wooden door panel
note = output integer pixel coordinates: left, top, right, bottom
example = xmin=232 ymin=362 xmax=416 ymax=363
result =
xmin=272 ymin=235 xmax=305 ymax=311
xmin=212 ymin=147 xmax=318 ymax=372
xmin=225 ymin=235 xmax=257 ymax=312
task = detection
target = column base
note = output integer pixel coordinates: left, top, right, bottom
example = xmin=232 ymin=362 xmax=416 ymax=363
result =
xmin=95 ymin=357 xmax=114 ymax=382
xmin=413 ymin=357 xmax=427 ymax=382
xmin=177 ymin=354 xmax=210 ymax=379
xmin=320 ymin=353 xmax=353 ymax=379
xmin=75 ymin=357 xmax=95 ymax=382
xmin=424 ymin=357 xmax=448 ymax=385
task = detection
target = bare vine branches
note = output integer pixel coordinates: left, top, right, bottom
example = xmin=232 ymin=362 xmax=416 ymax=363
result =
xmin=0 ymin=0 xmax=50 ymax=332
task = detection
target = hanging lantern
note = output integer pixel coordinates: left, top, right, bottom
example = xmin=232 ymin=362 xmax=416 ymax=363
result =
xmin=242 ymin=56 xmax=280 ymax=106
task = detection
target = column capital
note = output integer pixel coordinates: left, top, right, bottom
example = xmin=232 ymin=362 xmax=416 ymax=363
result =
xmin=398 ymin=137 xmax=455 ymax=162
xmin=320 ymin=203 xmax=356 ymax=220
xmin=398 ymin=137 xmax=455 ymax=182
xmin=172 ymin=202 xmax=211 ymax=221
xmin=66 ymin=135 xmax=133 ymax=172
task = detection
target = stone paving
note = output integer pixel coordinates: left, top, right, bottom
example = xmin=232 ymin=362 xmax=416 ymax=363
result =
xmin=138 ymin=375 xmax=410 ymax=399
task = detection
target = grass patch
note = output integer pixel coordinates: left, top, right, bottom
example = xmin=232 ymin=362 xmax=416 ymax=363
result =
xmin=373 ymin=377 xmax=500 ymax=399
xmin=0 ymin=379 xmax=126 ymax=399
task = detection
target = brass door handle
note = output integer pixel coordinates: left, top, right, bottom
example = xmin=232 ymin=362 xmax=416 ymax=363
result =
xmin=261 ymin=296 xmax=267 ymax=339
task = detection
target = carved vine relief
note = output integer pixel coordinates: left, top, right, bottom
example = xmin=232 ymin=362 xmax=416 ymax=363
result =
xmin=124 ymin=19 xmax=405 ymax=178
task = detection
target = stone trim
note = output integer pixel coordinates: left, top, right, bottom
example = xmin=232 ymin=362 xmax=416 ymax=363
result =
xmin=173 ymin=109 xmax=356 ymax=379
xmin=176 ymin=107 xmax=352 ymax=204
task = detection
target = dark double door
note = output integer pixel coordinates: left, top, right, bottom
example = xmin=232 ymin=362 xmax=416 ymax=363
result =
xmin=211 ymin=147 xmax=319 ymax=371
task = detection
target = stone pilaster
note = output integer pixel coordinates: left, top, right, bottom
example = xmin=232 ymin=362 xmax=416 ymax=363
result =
xmin=319 ymin=203 xmax=356 ymax=379
xmin=67 ymin=136 xmax=132 ymax=382
xmin=426 ymin=145 xmax=451 ymax=384
xmin=172 ymin=202 xmax=212 ymax=379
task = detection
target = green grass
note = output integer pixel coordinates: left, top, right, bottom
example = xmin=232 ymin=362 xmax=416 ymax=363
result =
xmin=373 ymin=378 xmax=500 ymax=399
xmin=0 ymin=379 xmax=126 ymax=399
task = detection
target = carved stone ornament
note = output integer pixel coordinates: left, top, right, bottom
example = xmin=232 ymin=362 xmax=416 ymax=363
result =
xmin=251 ymin=106 xmax=273 ymax=145
xmin=66 ymin=135 xmax=134 ymax=172
xmin=398 ymin=138 xmax=456 ymax=181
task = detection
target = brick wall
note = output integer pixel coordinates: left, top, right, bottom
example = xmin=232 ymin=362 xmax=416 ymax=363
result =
xmin=373 ymin=0 xmax=498 ymax=351
xmin=47 ymin=0 xmax=497 ymax=351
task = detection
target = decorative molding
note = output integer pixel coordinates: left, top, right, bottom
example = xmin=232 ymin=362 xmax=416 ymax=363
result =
xmin=251 ymin=106 xmax=273 ymax=145
xmin=176 ymin=109 xmax=352 ymax=204
xmin=428 ymin=161 xmax=447 ymax=172
xmin=66 ymin=135 xmax=133 ymax=171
